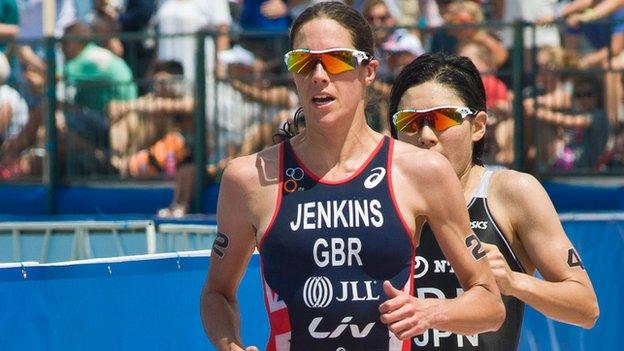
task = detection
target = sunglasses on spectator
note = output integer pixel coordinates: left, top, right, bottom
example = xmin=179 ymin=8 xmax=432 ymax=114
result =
xmin=393 ymin=106 xmax=480 ymax=133
xmin=284 ymin=48 xmax=373 ymax=75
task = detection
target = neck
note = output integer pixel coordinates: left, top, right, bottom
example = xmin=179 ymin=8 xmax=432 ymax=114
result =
xmin=291 ymin=105 xmax=380 ymax=177
xmin=457 ymin=163 xmax=485 ymax=203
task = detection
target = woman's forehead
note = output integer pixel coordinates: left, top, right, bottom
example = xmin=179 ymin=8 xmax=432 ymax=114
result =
xmin=293 ymin=18 xmax=354 ymax=50
xmin=399 ymin=82 xmax=464 ymax=108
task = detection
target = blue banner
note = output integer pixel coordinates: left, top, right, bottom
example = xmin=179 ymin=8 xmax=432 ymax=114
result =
xmin=0 ymin=218 xmax=621 ymax=350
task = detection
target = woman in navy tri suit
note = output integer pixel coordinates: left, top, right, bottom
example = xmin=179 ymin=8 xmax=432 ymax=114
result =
xmin=200 ymin=3 xmax=504 ymax=351
xmin=388 ymin=52 xmax=599 ymax=350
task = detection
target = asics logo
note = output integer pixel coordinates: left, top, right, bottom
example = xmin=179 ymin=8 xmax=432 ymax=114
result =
xmin=303 ymin=276 xmax=333 ymax=308
xmin=363 ymin=167 xmax=386 ymax=189
xmin=470 ymin=221 xmax=488 ymax=230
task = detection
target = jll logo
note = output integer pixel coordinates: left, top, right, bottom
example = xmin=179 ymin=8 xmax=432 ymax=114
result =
xmin=303 ymin=276 xmax=333 ymax=308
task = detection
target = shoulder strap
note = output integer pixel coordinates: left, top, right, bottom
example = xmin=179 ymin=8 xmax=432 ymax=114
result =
xmin=473 ymin=170 xmax=494 ymax=199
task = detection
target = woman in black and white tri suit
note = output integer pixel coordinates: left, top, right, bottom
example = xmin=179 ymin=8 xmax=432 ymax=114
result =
xmin=389 ymin=52 xmax=599 ymax=350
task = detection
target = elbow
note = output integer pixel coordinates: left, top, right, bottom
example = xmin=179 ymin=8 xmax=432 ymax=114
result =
xmin=580 ymin=301 xmax=600 ymax=329
xmin=474 ymin=289 xmax=506 ymax=333
xmin=491 ymin=299 xmax=506 ymax=332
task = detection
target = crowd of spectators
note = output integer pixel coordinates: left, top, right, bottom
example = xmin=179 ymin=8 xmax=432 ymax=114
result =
xmin=0 ymin=0 xmax=623 ymax=215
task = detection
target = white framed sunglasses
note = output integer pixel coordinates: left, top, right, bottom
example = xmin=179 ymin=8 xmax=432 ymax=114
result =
xmin=392 ymin=105 xmax=480 ymax=133
xmin=284 ymin=48 xmax=373 ymax=75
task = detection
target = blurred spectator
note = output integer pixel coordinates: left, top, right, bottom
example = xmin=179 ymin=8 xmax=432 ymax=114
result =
xmin=571 ymin=74 xmax=609 ymax=169
xmin=417 ymin=0 xmax=445 ymax=28
xmin=91 ymin=0 xmax=124 ymax=57
xmin=62 ymin=22 xmax=137 ymax=113
xmin=0 ymin=0 xmax=19 ymax=54
xmin=157 ymin=46 xmax=298 ymax=217
xmin=535 ymin=0 xmax=624 ymax=127
xmin=364 ymin=0 xmax=395 ymax=78
xmin=238 ymin=0 xmax=291 ymax=72
xmin=458 ymin=40 xmax=514 ymax=167
xmin=431 ymin=1 xmax=508 ymax=69
xmin=382 ymin=29 xmax=424 ymax=76
xmin=566 ymin=0 xmax=624 ymax=27
xmin=107 ymin=60 xmax=193 ymax=177
xmin=153 ymin=0 xmax=231 ymax=83
xmin=364 ymin=0 xmax=423 ymax=78
xmin=241 ymin=0 xmax=290 ymax=31
xmin=458 ymin=40 xmax=510 ymax=111
xmin=61 ymin=21 xmax=137 ymax=175
xmin=96 ymin=0 xmax=156 ymax=90
xmin=523 ymin=46 xmax=592 ymax=171
xmin=0 ymin=52 xmax=28 ymax=146
xmin=495 ymin=0 xmax=560 ymax=71
xmin=370 ymin=28 xmax=424 ymax=133
xmin=535 ymin=0 xmax=624 ymax=69
xmin=0 ymin=0 xmax=19 ymax=86
xmin=524 ymin=46 xmax=577 ymax=113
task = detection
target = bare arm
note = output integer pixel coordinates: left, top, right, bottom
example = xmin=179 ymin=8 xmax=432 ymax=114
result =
xmin=230 ymin=80 xmax=297 ymax=108
xmin=215 ymin=24 xmax=230 ymax=80
xmin=473 ymin=31 xmax=509 ymax=69
xmin=535 ymin=0 xmax=594 ymax=24
xmin=568 ymin=0 xmax=624 ymax=25
xmin=0 ymin=24 xmax=19 ymax=39
xmin=587 ymin=0 xmax=624 ymax=19
xmin=563 ymin=0 xmax=597 ymax=17
xmin=380 ymin=150 xmax=504 ymax=339
xmin=533 ymin=107 xmax=592 ymax=129
xmin=200 ymin=158 xmax=258 ymax=350
xmin=489 ymin=171 xmax=599 ymax=328
xmin=0 ymin=103 xmax=11 ymax=135
xmin=108 ymin=94 xmax=194 ymax=121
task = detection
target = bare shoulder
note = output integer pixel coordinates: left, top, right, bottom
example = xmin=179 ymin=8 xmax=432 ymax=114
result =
xmin=392 ymin=139 xmax=455 ymax=181
xmin=221 ymin=143 xmax=281 ymax=193
xmin=490 ymin=169 xmax=548 ymax=205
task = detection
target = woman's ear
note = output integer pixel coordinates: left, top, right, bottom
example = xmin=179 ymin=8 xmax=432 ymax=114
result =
xmin=472 ymin=110 xmax=487 ymax=142
xmin=363 ymin=59 xmax=379 ymax=86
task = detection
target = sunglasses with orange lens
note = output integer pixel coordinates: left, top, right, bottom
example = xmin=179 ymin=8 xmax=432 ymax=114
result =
xmin=284 ymin=48 xmax=373 ymax=75
xmin=392 ymin=106 xmax=480 ymax=133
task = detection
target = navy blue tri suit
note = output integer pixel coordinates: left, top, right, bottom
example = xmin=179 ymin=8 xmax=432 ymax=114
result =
xmin=258 ymin=136 xmax=415 ymax=351
xmin=412 ymin=170 xmax=525 ymax=350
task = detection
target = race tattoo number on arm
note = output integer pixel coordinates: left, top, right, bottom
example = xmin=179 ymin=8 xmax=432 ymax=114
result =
xmin=567 ymin=248 xmax=585 ymax=270
xmin=465 ymin=234 xmax=486 ymax=260
xmin=212 ymin=232 xmax=230 ymax=259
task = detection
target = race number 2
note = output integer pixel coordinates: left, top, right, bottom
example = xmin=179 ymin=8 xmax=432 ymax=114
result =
xmin=465 ymin=234 xmax=486 ymax=260
xmin=212 ymin=232 xmax=230 ymax=259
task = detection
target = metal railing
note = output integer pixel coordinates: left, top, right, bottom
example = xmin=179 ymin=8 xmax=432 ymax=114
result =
xmin=0 ymin=219 xmax=217 ymax=263
xmin=1 ymin=21 xmax=624 ymax=214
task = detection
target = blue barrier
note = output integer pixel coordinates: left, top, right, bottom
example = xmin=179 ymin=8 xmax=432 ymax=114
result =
xmin=0 ymin=218 xmax=621 ymax=350
xmin=0 ymin=181 xmax=623 ymax=215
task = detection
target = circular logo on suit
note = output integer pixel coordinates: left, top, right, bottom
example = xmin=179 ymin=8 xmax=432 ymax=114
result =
xmin=303 ymin=276 xmax=333 ymax=308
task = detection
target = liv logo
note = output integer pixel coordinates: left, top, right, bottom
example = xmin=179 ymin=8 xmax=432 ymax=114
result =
xmin=364 ymin=167 xmax=386 ymax=189
xmin=308 ymin=316 xmax=375 ymax=339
